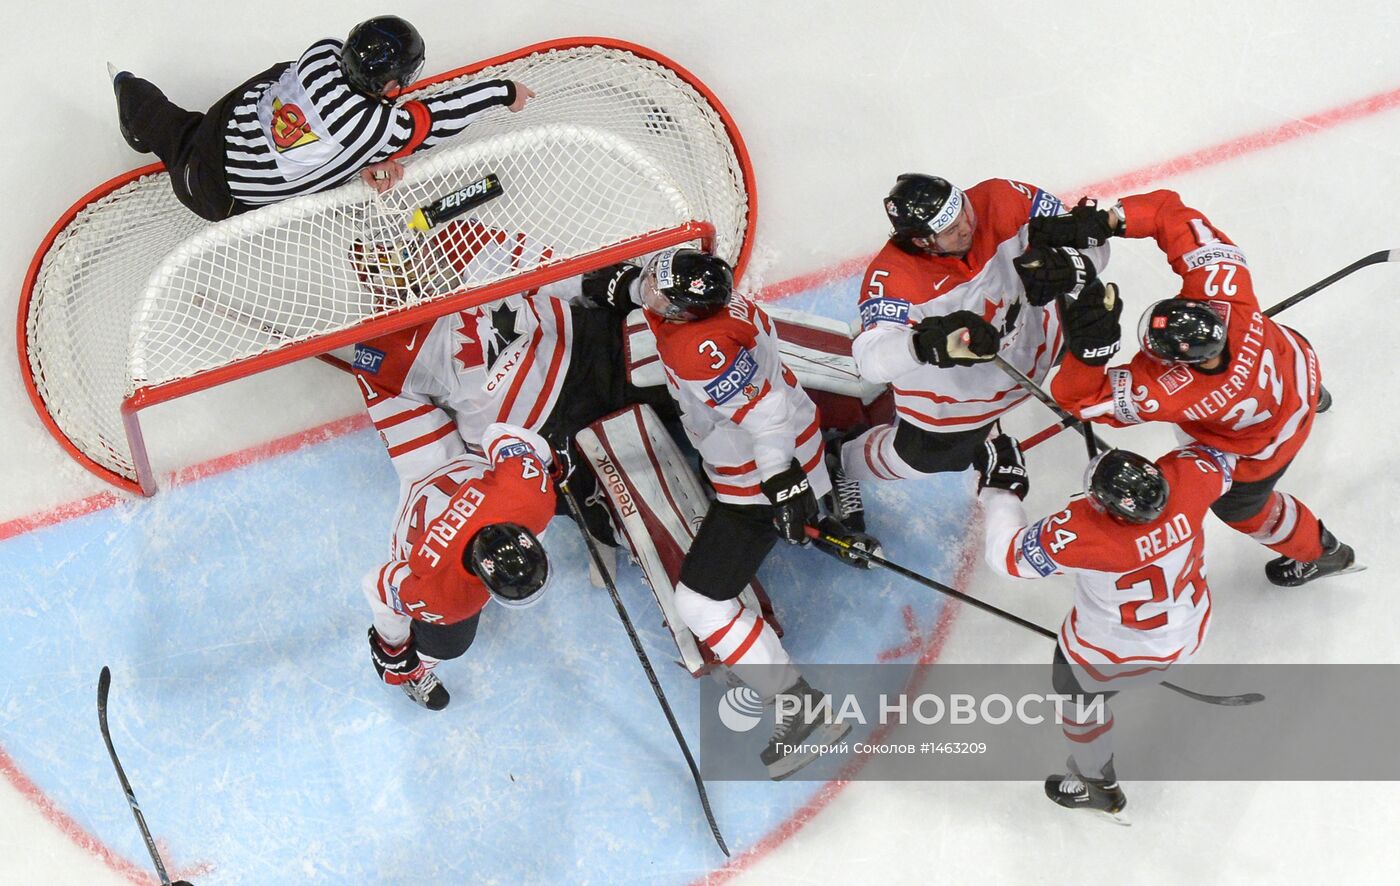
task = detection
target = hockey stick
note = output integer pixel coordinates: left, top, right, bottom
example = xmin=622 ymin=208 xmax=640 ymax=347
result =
xmin=555 ymin=476 xmax=731 ymax=857
xmin=97 ymin=667 xmax=187 ymax=886
xmin=1264 ymin=249 xmax=1399 ymax=317
xmin=806 ymin=528 xmax=1265 ymax=707
xmin=992 ymin=355 xmax=1107 ymax=458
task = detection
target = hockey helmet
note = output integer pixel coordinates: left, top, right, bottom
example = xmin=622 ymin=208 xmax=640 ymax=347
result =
xmin=465 ymin=523 xmax=550 ymax=608
xmin=1084 ymin=449 xmax=1170 ymax=525
xmin=342 ymin=16 xmax=426 ymax=99
xmin=884 ymin=173 xmax=968 ymax=251
xmin=1138 ymin=298 xmax=1227 ymax=365
xmin=639 ymin=248 xmax=734 ymax=321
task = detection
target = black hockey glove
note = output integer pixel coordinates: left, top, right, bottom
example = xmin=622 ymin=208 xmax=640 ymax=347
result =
xmin=911 ymin=311 xmax=1001 ymax=367
xmin=1013 ymin=246 xmax=1098 ymax=307
xmin=971 ymin=435 xmax=1029 ymax=499
xmin=1060 ymin=281 xmax=1123 ymax=366
xmin=580 ymin=262 xmax=642 ymax=313
xmin=1027 ymin=201 xmax=1118 ymax=249
xmin=544 ymin=433 xmax=578 ymax=484
xmin=368 ymin=627 xmax=425 ymax=686
xmin=761 ymin=459 xmax=818 ymax=545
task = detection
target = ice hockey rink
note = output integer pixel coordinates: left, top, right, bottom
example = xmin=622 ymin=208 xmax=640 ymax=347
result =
xmin=4 ymin=1 xmax=1399 ymax=883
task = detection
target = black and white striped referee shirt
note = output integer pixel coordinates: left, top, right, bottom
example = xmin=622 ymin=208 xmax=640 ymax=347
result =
xmin=223 ymin=39 xmax=516 ymax=206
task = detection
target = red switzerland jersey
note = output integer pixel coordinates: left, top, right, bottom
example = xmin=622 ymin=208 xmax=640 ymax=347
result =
xmin=1052 ymin=190 xmax=1321 ymax=481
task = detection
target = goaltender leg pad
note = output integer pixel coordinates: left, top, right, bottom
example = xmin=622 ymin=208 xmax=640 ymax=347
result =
xmin=622 ymin=307 xmax=894 ymax=430
xmin=576 ymin=404 xmax=779 ymax=676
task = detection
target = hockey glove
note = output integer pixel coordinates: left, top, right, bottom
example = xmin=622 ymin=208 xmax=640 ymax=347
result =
xmin=368 ymin=627 xmax=426 ymax=686
xmin=581 ymin=262 xmax=642 ymax=313
xmin=761 ymin=459 xmax=818 ymax=545
xmin=972 ymin=435 xmax=1029 ymax=499
xmin=1027 ymin=200 xmax=1118 ymax=249
xmin=911 ymin=311 xmax=1001 ymax=367
xmin=1060 ymin=281 xmax=1123 ymax=366
xmin=545 ymin=433 xmax=578 ymax=483
xmin=1013 ymin=246 xmax=1098 ymax=306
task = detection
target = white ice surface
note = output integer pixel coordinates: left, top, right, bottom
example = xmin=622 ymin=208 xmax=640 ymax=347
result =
xmin=4 ymin=1 xmax=1400 ymax=883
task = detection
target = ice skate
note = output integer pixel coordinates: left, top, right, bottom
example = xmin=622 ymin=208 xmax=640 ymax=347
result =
xmin=761 ymin=678 xmax=851 ymax=780
xmin=108 ymin=63 xmax=150 ymax=153
xmin=1044 ymin=758 xmax=1129 ymax=825
xmin=1265 ymin=524 xmax=1362 ymax=587
xmin=400 ymin=669 xmax=450 ymax=711
xmin=822 ymin=432 xmax=868 ymax=532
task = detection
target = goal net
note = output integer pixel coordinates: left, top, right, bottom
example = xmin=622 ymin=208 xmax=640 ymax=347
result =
xmin=20 ymin=39 xmax=754 ymax=495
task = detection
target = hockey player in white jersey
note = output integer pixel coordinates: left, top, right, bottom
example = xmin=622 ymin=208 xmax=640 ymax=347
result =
xmin=582 ymin=247 xmax=872 ymax=779
xmin=837 ymin=174 xmax=1110 ymax=484
xmin=349 ymin=217 xmax=676 ymax=555
xmin=975 ymin=433 xmax=1234 ymax=819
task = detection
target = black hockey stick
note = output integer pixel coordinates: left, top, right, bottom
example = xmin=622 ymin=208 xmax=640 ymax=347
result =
xmin=992 ymin=355 xmax=1107 ymax=458
xmin=806 ymin=528 xmax=1265 ymax=707
xmin=97 ymin=667 xmax=186 ymax=886
xmin=555 ymin=476 xmax=731 ymax=857
xmin=1264 ymin=249 xmax=1399 ymax=318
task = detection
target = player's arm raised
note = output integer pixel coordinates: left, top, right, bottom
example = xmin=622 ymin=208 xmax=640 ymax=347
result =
xmin=1105 ymin=189 xmax=1260 ymax=310
xmin=970 ymin=435 xmax=1062 ymax=580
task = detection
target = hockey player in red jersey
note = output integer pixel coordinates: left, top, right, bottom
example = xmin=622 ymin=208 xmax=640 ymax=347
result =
xmin=1039 ymin=190 xmax=1355 ymax=586
xmin=976 ymin=434 xmax=1234 ymax=819
xmin=837 ymin=174 xmax=1110 ymax=486
xmin=363 ymin=422 xmax=556 ymax=710
xmin=583 ymin=247 xmax=866 ymax=778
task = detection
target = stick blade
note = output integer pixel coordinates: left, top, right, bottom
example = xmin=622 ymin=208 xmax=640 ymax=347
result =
xmin=98 ymin=665 xmax=112 ymax=707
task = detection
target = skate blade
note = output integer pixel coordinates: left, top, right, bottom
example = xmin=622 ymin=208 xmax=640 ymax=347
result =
xmin=1093 ymin=807 xmax=1132 ymax=826
xmin=767 ymin=720 xmax=853 ymax=781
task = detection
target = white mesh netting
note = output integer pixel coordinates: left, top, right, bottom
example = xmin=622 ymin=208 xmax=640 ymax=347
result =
xmin=24 ymin=42 xmax=751 ymax=487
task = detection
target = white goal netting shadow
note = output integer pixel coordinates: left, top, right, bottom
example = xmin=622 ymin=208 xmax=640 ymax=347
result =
xmin=21 ymin=40 xmax=753 ymax=494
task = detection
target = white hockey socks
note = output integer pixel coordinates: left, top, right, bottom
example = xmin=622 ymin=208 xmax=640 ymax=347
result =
xmin=840 ymin=424 xmax=925 ymax=481
xmin=674 ymin=583 xmax=800 ymax=699
xmin=1062 ymin=702 xmax=1115 ymax=778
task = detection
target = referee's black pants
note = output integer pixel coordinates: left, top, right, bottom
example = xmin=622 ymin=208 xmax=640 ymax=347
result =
xmin=117 ymin=64 xmax=286 ymax=222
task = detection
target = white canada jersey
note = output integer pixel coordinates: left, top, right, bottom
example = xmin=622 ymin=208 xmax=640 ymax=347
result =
xmin=982 ymin=445 xmax=1234 ymax=681
xmin=348 ymin=220 xmax=579 ymax=487
xmin=646 ymin=296 xmax=830 ymax=506
xmin=853 ymin=179 xmax=1110 ymax=431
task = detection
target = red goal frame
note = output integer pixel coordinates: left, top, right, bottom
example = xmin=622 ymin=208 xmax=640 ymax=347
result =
xmin=18 ymin=37 xmax=757 ymax=496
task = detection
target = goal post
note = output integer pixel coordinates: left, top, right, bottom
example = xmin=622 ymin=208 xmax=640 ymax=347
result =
xmin=20 ymin=38 xmax=756 ymax=496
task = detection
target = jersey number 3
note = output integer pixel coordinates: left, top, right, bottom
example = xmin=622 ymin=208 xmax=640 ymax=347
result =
xmin=698 ymin=339 xmax=726 ymax=370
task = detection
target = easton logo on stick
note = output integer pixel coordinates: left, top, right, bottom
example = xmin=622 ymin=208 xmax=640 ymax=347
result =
xmin=408 ymin=173 xmax=504 ymax=231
